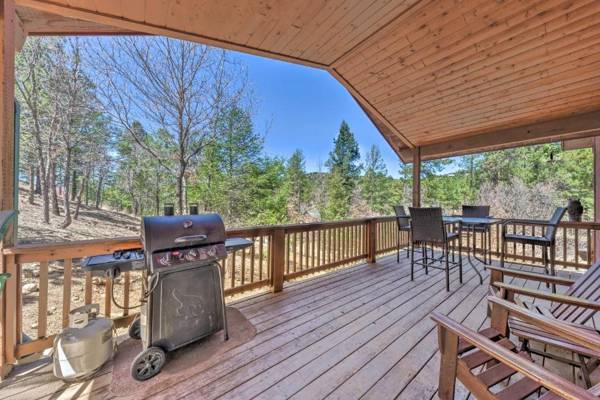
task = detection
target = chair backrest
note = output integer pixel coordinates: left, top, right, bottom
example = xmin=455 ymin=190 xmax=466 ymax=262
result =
xmin=409 ymin=207 xmax=445 ymax=243
xmin=543 ymin=207 xmax=567 ymax=242
xmin=551 ymin=259 xmax=600 ymax=324
xmin=393 ymin=205 xmax=410 ymax=230
xmin=462 ymin=205 xmax=490 ymax=218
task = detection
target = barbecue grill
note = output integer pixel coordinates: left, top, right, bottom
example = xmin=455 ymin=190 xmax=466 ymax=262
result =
xmin=82 ymin=213 xmax=252 ymax=381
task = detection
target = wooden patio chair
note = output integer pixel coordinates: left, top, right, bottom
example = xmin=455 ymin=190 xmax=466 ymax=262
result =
xmin=409 ymin=207 xmax=462 ymax=292
xmin=488 ymin=260 xmax=600 ymax=387
xmin=431 ymin=296 xmax=600 ymax=400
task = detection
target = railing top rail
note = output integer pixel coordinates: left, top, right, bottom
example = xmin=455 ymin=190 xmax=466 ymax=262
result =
xmin=2 ymin=216 xmax=395 ymax=263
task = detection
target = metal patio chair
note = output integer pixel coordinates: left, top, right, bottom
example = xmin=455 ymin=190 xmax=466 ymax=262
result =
xmin=409 ymin=207 xmax=462 ymax=292
xmin=393 ymin=205 xmax=411 ymax=262
xmin=500 ymin=207 xmax=567 ymax=291
xmin=462 ymin=205 xmax=491 ymax=264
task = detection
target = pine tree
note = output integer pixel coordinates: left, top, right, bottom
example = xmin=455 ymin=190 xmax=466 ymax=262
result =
xmin=361 ymin=145 xmax=390 ymax=214
xmin=323 ymin=121 xmax=361 ymax=220
xmin=284 ymin=149 xmax=312 ymax=220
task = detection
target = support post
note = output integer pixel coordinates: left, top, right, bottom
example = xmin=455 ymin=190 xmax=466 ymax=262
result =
xmin=270 ymin=228 xmax=285 ymax=293
xmin=412 ymin=147 xmax=421 ymax=207
xmin=366 ymin=218 xmax=377 ymax=264
xmin=595 ymin=137 xmax=600 ymax=261
xmin=0 ymin=0 xmax=15 ymax=379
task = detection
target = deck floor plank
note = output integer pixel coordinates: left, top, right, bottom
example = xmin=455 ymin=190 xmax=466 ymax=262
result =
xmin=0 ymin=254 xmax=591 ymax=400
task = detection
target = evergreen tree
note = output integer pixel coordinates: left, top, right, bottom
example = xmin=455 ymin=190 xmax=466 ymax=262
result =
xmin=284 ymin=149 xmax=312 ymax=219
xmin=323 ymin=121 xmax=361 ymax=220
xmin=361 ymin=145 xmax=390 ymax=214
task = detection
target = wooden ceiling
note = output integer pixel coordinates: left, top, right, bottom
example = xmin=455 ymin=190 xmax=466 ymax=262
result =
xmin=14 ymin=0 xmax=600 ymax=161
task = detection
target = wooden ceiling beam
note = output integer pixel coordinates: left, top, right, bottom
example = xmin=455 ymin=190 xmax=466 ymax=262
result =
xmin=398 ymin=110 xmax=600 ymax=161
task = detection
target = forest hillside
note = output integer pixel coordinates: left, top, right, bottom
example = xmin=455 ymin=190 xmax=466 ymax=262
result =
xmin=17 ymin=185 xmax=138 ymax=244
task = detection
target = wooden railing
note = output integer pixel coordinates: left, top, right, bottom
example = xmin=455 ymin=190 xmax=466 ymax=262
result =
xmin=472 ymin=221 xmax=598 ymax=270
xmin=0 ymin=217 xmax=401 ymax=365
xmin=1 ymin=216 xmax=598 ymax=367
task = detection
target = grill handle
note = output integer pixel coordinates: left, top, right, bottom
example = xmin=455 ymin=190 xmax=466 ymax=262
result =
xmin=174 ymin=234 xmax=208 ymax=244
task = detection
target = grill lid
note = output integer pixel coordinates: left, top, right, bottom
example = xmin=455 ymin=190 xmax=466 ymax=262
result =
xmin=142 ymin=214 xmax=225 ymax=253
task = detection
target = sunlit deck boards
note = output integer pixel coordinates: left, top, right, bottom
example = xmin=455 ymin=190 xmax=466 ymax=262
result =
xmin=0 ymin=253 xmax=592 ymax=400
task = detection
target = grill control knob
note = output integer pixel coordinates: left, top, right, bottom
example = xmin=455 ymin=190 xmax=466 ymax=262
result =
xmin=185 ymin=249 xmax=197 ymax=261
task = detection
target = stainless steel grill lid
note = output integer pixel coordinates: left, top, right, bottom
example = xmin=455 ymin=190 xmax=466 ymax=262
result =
xmin=141 ymin=213 xmax=225 ymax=253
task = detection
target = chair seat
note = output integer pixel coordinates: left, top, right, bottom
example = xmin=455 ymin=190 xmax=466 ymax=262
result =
xmin=504 ymin=234 xmax=551 ymax=246
xmin=447 ymin=231 xmax=460 ymax=241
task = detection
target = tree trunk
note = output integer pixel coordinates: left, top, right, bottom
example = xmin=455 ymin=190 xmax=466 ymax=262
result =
xmin=39 ymin=159 xmax=50 ymax=224
xmin=176 ymin=170 xmax=184 ymax=215
xmin=84 ymin=177 xmax=89 ymax=206
xmin=34 ymin=167 xmax=41 ymax=195
xmin=74 ymin=167 xmax=90 ymax=220
xmin=61 ymin=151 xmax=72 ymax=228
xmin=155 ymin=170 xmax=160 ymax=215
xmin=28 ymin=164 xmax=35 ymax=204
xmin=50 ymin=160 xmax=60 ymax=216
xmin=95 ymin=174 xmax=103 ymax=209
xmin=71 ymin=169 xmax=77 ymax=201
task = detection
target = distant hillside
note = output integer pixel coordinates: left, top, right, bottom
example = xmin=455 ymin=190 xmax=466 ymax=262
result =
xmin=17 ymin=186 xmax=139 ymax=244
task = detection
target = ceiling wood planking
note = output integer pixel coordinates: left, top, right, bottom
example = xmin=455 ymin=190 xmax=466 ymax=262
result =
xmin=350 ymin=0 xmax=581 ymax=98
xmin=384 ymin=30 xmax=600 ymax=118
xmin=387 ymin=56 xmax=600 ymax=126
xmin=413 ymin=94 xmax=600 ymax=144
xmin=404 ymin=92 xmax=600 ymax=144
xmin=13 ymin=0 xmax=600 ymax=160
xmin=399 ymin=110 xmax=600 ymax=160
xmin=350 ymin=0 xmax=579 ymax=96
xmin=335 ymin=0 xmax=493 ymax=80
xmin=368 ymin=2 xmax=600 ymax=106
xmin=313 ymin=0 xmax=419 ymax=63
xmin=367 ymin=10 xmax=600 ymax=117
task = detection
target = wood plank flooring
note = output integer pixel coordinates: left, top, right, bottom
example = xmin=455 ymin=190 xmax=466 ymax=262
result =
xmin=0 ymin=253 xmax=594 ymax=400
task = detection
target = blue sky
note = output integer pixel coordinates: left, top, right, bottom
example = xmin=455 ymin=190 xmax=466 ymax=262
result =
xmin=235 ymin=52 xmax=404 ymax=177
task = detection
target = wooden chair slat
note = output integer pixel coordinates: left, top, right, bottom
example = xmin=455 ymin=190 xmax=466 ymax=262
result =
xmin=496 ymin=376 xmax=543 ymax=400
xmin=477 ymin=361 xmax=519 ymax=387
xmin=461 ymin=338 xmax=515 ymax=369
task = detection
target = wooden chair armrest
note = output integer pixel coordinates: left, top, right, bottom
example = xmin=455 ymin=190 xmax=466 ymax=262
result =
xmin=429 ymin=311 xmax=596 ymax=400
xmin=493 ymin=282 xmax=600 ymax=311
xmin=486 ymin=266 xmax=575 ymax=286
xmin=487 ymin=296 xmax=600 ymax=353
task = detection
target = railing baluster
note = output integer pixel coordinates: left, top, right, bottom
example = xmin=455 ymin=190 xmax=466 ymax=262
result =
xmin=104 ymin=277 xmax=112 ymax=318
xmin=241 ymin=245 xmax=246 ymax=285
xmin=250 ymin=237 xmax=255 ymax=283
xmin=62 ymin=259 xmax=72 ymax=328
xmin=84 ymin=271 xmax=92 ymax=305
xmin=575 ymin=228 xmax=580 ymax=266
xmin=37 ymin=261 xmax=48 ymax=339
xmin=259 ymin=235 xmax=264 ymax=281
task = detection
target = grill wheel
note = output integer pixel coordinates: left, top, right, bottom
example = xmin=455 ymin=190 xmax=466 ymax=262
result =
xmin=131 ymin=347 xmax=166 ymax=381
xmin=128 ymin=316 xmax=141 ymax=340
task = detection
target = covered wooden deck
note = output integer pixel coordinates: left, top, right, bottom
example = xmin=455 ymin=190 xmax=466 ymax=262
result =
xmin=0 ymin=253 xmax=593 ymax=400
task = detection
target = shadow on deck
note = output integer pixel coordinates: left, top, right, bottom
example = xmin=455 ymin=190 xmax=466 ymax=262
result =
xmin=0 ymin=253 xmax=595 ymax=400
